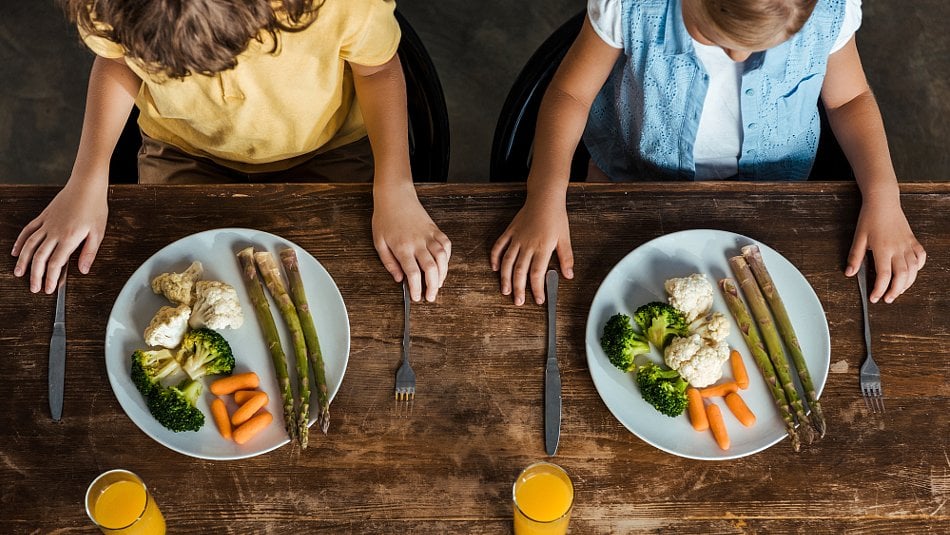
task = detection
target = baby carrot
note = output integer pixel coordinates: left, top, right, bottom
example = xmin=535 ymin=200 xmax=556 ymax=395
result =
xmin=231 ymin=391 xmax=269 ymax=427
xmin=698 ymin=381 xmax=739 ymax=398
xmin=233 ymin=390 xmax=259 ymax=405
xmin=686 ymin=387 xmax=708 ymax=431
xmin=725 ymin=392 xmax=756 ymax=427
xmin=730 ymin=350 xmax=749 ymax=390
xmin=233 ymin=411 xmax=273 ymax=445
xmin=210 ymin=372 xmax=260 ymax=396
xmin=706 ymin=403 xmax=730 ymax=450
xmin=210 ymin=398 xmax=232 ymax=440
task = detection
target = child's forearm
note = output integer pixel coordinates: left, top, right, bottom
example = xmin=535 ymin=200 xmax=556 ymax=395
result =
xmin=71 ymin=56 xmax=140 ymax=186
xmin=527 ymin=86 xmax=598 ymax=201
xmin=350 ymin=56 xmax=413 ymax=190
xmin=824 ymin=90 xmax=901 ymax=204
xmin=526 ymin=16 xmax=621 ymax=201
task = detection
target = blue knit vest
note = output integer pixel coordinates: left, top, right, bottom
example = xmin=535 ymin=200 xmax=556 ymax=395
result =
xmin=584 ymin=0 xmax=845 ymax=181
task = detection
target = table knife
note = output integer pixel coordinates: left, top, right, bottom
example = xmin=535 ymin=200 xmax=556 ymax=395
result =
xmin=544 ymin=269 xmax=561 ymax=456
xmin=49 ymin=273 xmax=66 ymax=421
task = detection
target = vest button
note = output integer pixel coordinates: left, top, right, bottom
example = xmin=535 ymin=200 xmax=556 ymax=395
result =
xmin=745 ymin=88 xmax=754 ymax=96
xmin=746 ymin=149 xmax=756 ymax=155
xmin=748 ymin=123 xmax=757 ymax=129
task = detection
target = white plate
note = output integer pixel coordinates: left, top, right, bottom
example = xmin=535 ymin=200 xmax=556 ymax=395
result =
xmin=585 ymin=229 xmax=829 ymax=460
xmin=105 ymin=228 xmax=350 ymax=460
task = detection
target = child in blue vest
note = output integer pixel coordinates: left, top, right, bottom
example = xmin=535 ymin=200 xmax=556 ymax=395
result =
xmin=492 ymin=0 xmax=925 ymax=306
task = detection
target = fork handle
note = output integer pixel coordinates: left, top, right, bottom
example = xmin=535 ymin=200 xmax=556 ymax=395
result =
xmin=857 ymin=260 xmax=873 ymax=359
xmin=402 ymin=282 xmax=411 ymax=363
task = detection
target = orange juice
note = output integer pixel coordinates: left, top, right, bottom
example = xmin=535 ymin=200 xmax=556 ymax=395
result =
xmin=513 ymin=463 xmax=574 ymax=535
xmin=86 ymin=470 xmax=166 ymax=535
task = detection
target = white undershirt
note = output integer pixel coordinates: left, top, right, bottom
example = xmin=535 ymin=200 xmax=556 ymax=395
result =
xmin=588 ymin=0 xmax=862 ymax=179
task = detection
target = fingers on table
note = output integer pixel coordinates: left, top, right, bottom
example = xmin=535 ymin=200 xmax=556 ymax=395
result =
xmin=490 ymin=231 xmax=512 ymax=272
xmin=845 ymin=235 xmax=868 ymax=277
xmin=12 ymin=218 xmax=43 ymax=258
xmin=555 ymin=236 xmax=575 ymax=279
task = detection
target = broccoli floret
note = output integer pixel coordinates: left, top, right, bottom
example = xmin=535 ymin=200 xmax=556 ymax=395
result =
xmin=178 ymin=328 xmax=235 ymax=380
xmin=636 ymin=363 xmax=689 ymax=417
xmin=130 ymin=348 xmax=182 ymax=397
xmin=601 ymin=313 xmax=651 ymax=372
xmin=146 ymin=379 xmax=205 ymax=432
xmin=633 ymin=302 xmax=690 ymax=350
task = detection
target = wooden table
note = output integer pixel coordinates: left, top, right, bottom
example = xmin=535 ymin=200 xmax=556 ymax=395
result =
xmin=1 ymin=183 xmax=947 ymax=533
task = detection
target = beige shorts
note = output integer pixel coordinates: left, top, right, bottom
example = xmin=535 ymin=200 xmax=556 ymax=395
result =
xmin=137 ymin=133 xmax=375 ymax=184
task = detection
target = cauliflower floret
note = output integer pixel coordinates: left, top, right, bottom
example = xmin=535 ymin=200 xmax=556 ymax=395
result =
xmin=665 ymin=273 xmax=714 ymax=322
xmin=664 ymin=334 xmax=703 ymax=371
xmin=664 ymin=334 xmax=730 ymax=387
xmin=151 ymin=261 xmax=203 ymax=305
xmin=144 ymin=304 xmax=192 ymax=349
xmin=691 ymin=312 xmax=730 ymax=343
xmin=189 ymin=280 xmax=244 ymax=330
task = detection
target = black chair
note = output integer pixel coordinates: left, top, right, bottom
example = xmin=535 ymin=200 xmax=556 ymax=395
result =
xmin=811 ymin=102 xmax=854 ymax=180
xmin=110 ymin=10 xmax=449 ymax=183
xmin=490 ymin=11 xmax=588 ymax=182
xmin=489 ymin=10 xmax=852 ymax=182
xmin=396 ymin=10 xmax=450 ymax=182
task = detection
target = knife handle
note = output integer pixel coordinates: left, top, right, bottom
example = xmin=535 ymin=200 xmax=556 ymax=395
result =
xmin=546 ymin=270 xmax=558 ymax=360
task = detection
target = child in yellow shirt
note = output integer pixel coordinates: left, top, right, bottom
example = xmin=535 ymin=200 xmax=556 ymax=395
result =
xmin=13 ymin=0 xmax=450 ymax=302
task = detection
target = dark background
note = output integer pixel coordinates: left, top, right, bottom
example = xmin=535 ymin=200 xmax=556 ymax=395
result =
xmin=1 ymin=0 xmax=946 ymax=184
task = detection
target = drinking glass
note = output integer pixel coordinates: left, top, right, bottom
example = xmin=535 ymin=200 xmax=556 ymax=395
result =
xmin=512 ymin=462 xmax=574 ymax=535
xmin=85 ymin=469 xmax=166 ymax=535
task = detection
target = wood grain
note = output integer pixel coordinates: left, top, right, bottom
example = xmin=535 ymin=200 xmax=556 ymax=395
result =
xmin=0 ymin=183 xmax=947 ymax=533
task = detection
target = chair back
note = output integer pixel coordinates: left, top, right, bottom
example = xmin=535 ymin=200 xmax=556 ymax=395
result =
xmin=490 ymin=11 xmax=587 ymax=182
xmin=809 ymin=101 xmax=855 ymax=180
xmin=109 ymin=107 xmax=140 ymax=184
xmin=396 ymin=10 xmax=450 ymax=182
xmin=109 ymin=10 xmax=450 ymax=183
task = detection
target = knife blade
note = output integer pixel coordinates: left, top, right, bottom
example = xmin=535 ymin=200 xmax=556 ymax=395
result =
xmin=544 ymin=269 xmax=561 ymax=456
xmin=49 ymin=272 xmax=66 ymax=421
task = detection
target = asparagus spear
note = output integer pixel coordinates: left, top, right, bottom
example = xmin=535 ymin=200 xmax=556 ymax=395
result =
xmin=742 ymin=245 xmax=826 ymax=438
xmin=730 ymin=256 xmax=817 ymax=445
xmin=280 ymin=248 xmax=330 ymax=434
xmin=255 ymin=251 xmax=310 ymax=449
xmin=237 ymin=247 xmax=297 ymax=443
xmin=720 ymin=279 xmax=801 ymax=452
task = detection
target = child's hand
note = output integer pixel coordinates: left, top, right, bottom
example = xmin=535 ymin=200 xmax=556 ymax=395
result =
xmin=845 ymin=197 xmax=926 ymax=303
xmin=372 ymin=182 xmax=451 ymax=302
xmin=12 ymin=179 xmax=109 ymax=293
xmin=491 ymin=194 xmax=574 ymax=306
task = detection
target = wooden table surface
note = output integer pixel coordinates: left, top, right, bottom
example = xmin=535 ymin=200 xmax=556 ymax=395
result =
xmin=1 ymin=183 xmax=947 ymax=533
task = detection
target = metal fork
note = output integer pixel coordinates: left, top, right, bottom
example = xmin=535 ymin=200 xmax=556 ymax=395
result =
xmin=857 ymin=259 xmax=884 ymax=413
xmin=395 ymin=282 xmax=416 ymax=401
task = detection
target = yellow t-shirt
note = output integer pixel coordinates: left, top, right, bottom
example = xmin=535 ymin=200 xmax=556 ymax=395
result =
xmin=82 ymin=0 xmax=400 ymax=172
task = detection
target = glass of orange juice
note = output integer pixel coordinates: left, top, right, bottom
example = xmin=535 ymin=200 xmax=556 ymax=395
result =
xmin=85 ymin=469 xmax=166 ymax=535
xmin=512 ymin=462 xmax=574 ymax=535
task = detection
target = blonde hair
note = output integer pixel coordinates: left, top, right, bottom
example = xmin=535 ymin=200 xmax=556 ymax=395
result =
xmin=691 ymin=0 xmax=818 ymax=49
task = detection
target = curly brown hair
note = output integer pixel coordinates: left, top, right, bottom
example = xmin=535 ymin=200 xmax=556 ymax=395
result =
xmin=61 ymin=0 xmax=324 ymax=79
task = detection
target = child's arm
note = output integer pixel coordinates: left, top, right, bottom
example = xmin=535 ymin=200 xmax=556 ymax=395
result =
xmin=821 ymin=37 xmax=926 ymax=303
xmin=491 ymin=17 xmax=621 ymax=305
xmin=350 ymin=56 xmax=451 ymax=303
xmin=12 ymin=56 xmax=139 ymax=293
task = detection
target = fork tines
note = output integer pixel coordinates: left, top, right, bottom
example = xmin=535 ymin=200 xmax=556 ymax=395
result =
xmin=395 ymin=387 xmax=415 ymax=401
xmin=861 ymin=382 xmax=885 ymax=413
